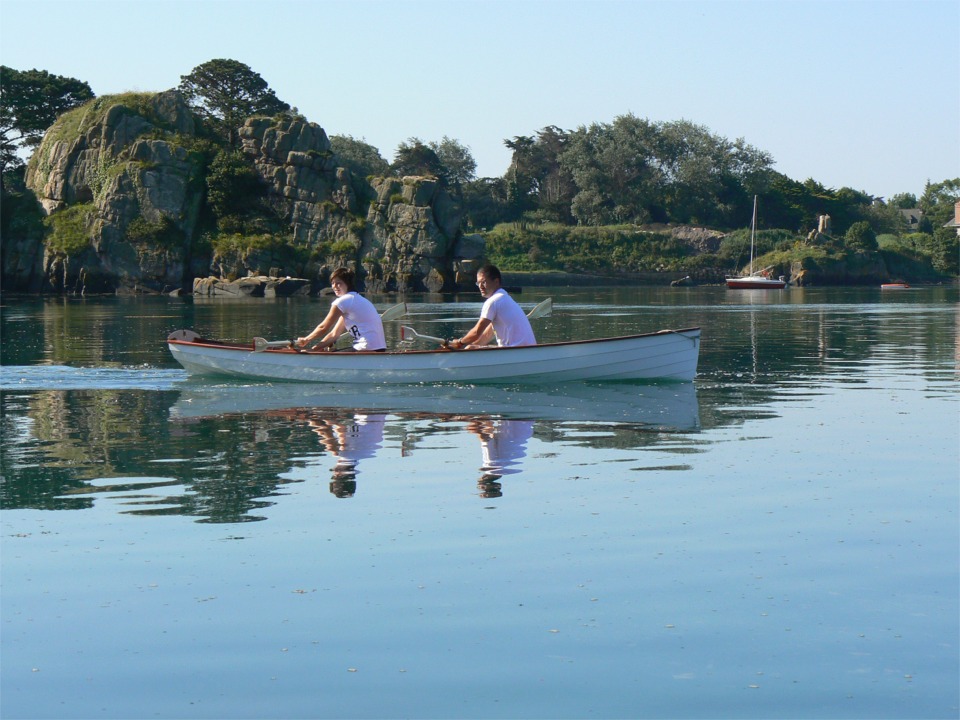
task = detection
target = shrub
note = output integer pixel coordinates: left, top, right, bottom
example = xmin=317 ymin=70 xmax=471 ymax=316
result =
xmin=329 ymin=239 xmax=357 ymax=256
xmin=44 ymin=203 xmax=94 ymax=255
xmin=125 ymin=216 xmax=182 ymax=248
xmin=210 ymin=231 xmax=288 ymax=255
xmin=207 ymin=150 xmax=262 ymax=219
xmin=1 ymin=190 xmax=45 ymax=241
xmin=844 ymin=221 xmax=878 ymax=252
xmin=482 ymin=223 xmax=696 ymax=273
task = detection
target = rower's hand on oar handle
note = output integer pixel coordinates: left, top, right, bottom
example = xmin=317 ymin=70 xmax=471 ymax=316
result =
xmin=444 ymin=338 xmax=465 ymax=350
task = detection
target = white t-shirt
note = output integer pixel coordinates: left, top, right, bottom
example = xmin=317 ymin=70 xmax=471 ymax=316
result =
xmin=332 ymin=292 xmax=386 ymax=350
xmin=480 ymin=288 xmax=536 ymax=346
xmin=479 ymin=419 xmax=534 ymax=476
xmin=334 ymin=414 xmax=386 ymax=469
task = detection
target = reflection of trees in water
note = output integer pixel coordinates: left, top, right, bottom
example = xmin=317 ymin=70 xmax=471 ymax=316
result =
xmin=4 ymin=389 xmax=705 ymax=522
xmin=532 ymin=421 xmax=700 ymax=451
xmin=2 ymin=389 xmax=181 ymax=510
xmin=2 ymin=390 xmax=323 ymax=522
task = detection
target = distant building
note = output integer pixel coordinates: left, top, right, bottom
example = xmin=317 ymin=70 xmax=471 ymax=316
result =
xmin=944 ymin=201 xmax=960 ymax=237
xmin=900 ymin=208 xmax=923 ymax=230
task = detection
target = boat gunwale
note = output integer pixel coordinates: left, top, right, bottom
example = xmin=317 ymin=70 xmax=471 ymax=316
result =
xmin=168 ymin=327 xmax=702 ymax=355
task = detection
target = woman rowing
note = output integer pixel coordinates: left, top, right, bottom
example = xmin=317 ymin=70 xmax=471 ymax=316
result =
xmin=295 ymin=268 xmax=386 ymax=351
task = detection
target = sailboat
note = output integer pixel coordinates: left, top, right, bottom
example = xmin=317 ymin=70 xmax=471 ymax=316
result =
xmin=725 ymin=196 xmax=787 ymax=289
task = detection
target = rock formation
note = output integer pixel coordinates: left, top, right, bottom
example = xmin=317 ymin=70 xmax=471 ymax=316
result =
xmin=18 ymin=91 xmax=204 ymax=293
xmin=7 ymin=91 xmax=468 ymax=294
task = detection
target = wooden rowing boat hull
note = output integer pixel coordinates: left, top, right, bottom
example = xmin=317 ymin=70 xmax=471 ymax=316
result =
xmin=167 ymin=328 xmax=701 ymax=384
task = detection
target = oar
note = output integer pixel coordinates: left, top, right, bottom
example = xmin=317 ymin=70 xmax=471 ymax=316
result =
xmin=254 ymin=302 xmax=407 ymax=352
xmin=253 ymin=337 xmax=293 ymax=352
xmin=335 ymin=301 xmax=407 ymax=346
xmin=400 ymin=326 xmax=446 ymax=345
xmin=526 ymin=297 xmax=552 ymax=319
xmin=380 ymin=302 xmax=408 ymax=322
xmin=399 ymin=298 xmax=553 ymax=348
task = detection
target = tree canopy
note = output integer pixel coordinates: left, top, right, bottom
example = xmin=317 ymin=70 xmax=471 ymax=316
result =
xmin=177 ymin=59 xmax=290 ymax=147
xmin=497 ymin=115 xmax=777 ymax=229
xmin=0 ymin=66 xmax=94 ymax=184
xmin=428 ymin=137 xmax=477 ymax=186
xmin=391 ymin=138 xmax=445 ymax=179
xmin=330 ymin=135 xmax=391 ymax=179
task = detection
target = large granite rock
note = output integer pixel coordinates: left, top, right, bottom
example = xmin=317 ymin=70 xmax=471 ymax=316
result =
xmin=207 ymin=117 xmax=463 ymax=293
xmin=6 ymin=92 xmax=468 ymax=294
xmin=360 ymin=176 xmax=463 ymax=293
xmin=19 ymin=91 xmax=204 ymax=294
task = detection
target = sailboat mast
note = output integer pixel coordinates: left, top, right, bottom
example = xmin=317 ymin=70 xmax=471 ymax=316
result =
xmin=749 ymin=195 xmax=758 ymax=276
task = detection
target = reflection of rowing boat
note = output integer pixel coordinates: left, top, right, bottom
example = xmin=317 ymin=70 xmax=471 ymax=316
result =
xmin=167 ymin=328 xmax=701 ymax=384
xmin=169 ymin=380 xmax=700 ymax=431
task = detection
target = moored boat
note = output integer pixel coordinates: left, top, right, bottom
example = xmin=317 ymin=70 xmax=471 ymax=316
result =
xmin=726 ymin=196 xmax=787 ymax=290
xmin=881 ymin=282 xmax=910 ymax=290
xmin=167 ymin=327 xmax=701 ymax=384
xmin=725 ymin=275 xmax=787 ymax=289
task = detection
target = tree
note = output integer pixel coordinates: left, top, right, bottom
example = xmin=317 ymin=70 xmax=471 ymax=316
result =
xmin=919 ymin=178 xmax=960 ymax=229
xmin=329 ymin=135 xmax=390 ymax=179
xmin=844 ymin=220 xmax=878 ymax=252
xmin=178 ymin=59 xmax=289 ymax=148
xmin=503 ymin=134 xmax=539 ymax=217
xmin=928 ymin=226 xmax=959 ymax=275
xmin=391 ymin=138 xmax=444 ymax=178
xmin=502 ymin=126 xmax=574 ymax=223
xmin=562 ymin=115 xmax=659 ymax=225
xmin=888 ymin=192 xmax=918 ymax=209
xmin=428 ymin=136 xmax=477 ymax=187
xmin=650 ymin=120 xmax=774 ymax=227
xmin=0 ymin=66 xmax=94 ymax=186
xmin=206 ymin=149 xmax=263 ymax=223
xmin=461 ymin=177 xmax=512 ymax=229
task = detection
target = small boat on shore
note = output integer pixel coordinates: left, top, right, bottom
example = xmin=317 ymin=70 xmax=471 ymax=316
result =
xmin=167 ymin=327 xmax=701 ymax=384
xmin=881 ymin=282 xmax=910 ymax=290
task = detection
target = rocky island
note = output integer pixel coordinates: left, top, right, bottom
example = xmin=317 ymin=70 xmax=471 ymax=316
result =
xmin=6 ymin=90 xmax=479 ymax=295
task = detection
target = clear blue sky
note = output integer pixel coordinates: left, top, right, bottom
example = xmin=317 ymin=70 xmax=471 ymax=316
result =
xmin=2 ymin=0 xmax=957 ymax=201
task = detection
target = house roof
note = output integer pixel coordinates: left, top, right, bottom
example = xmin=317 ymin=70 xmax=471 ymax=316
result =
xmin=899 ymin=208 xmax=922 ymax=225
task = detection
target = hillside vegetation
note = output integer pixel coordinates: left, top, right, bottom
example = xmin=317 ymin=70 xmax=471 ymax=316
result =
xmin=2 ymin=61 xmax=957 ymax=293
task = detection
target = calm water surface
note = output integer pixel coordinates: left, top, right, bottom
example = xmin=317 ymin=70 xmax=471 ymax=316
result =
xmin=1 ymin=286 xmax=957 ymax=719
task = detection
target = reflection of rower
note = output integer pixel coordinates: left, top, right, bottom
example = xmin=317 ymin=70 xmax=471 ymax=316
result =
xmin=307 ymin=413 xmax=386 ymax=497
xmin=467 ymin=418 xmax=534 ymax=498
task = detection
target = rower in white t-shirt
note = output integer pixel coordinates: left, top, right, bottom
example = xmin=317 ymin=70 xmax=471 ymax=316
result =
xmin=295 ymin=268 xmax=386 ymax=351
xmin=445 ymin=264 xmax=536 ymax=350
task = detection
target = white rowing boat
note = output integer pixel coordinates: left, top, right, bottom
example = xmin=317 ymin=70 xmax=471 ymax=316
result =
xmin=167 ymin=327 xmax=701 ymax=384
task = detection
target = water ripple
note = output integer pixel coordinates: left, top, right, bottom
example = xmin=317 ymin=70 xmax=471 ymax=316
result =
xmin=0 ymin=365 xmax=188 ymax=391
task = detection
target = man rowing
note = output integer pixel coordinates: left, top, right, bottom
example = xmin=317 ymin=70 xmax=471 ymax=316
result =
xmin=445 ymin=264 xmax=536 ymax=350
